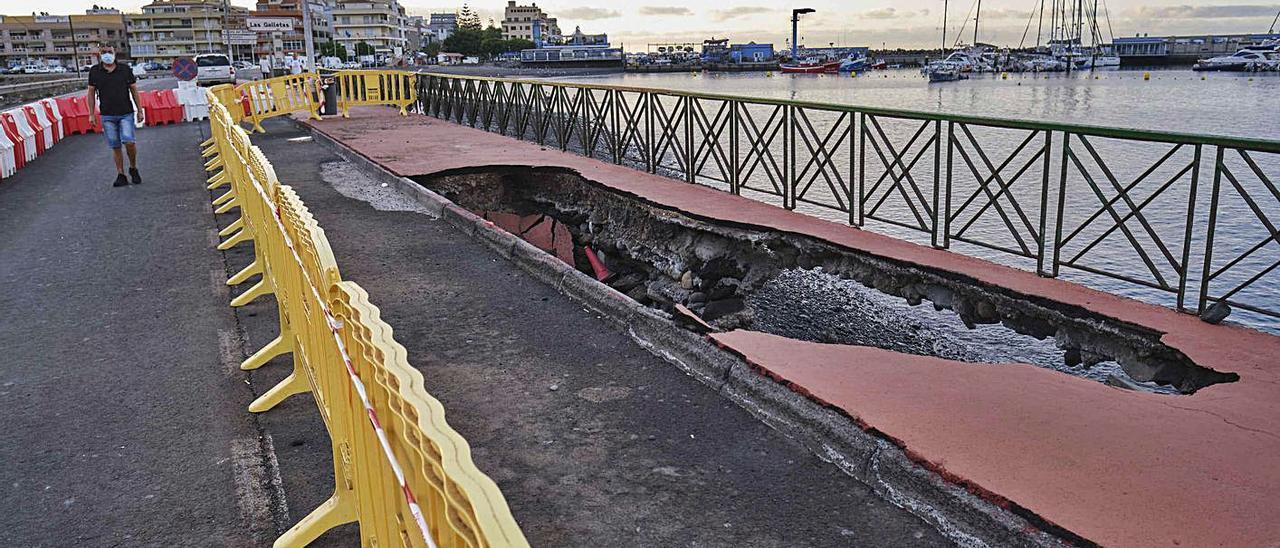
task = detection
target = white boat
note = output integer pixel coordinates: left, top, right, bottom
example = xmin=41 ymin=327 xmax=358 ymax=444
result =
xmin=1194 ymin=41 xmax=1279 ymax=71
xmin=1075 ymin=55 xmax=1120 ymax=69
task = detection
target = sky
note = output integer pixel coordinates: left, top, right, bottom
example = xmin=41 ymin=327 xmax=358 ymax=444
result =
xmin=10 ymin=0 xmax=1280 ymax=49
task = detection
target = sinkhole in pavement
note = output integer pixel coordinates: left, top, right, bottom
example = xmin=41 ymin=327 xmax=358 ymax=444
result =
xmin=414 ymin=167 xmax=1239 ymax=395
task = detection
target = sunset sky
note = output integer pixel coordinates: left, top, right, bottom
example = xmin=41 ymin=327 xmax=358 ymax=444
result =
xmin=11 ymin=0 xmax=1280 ymax=48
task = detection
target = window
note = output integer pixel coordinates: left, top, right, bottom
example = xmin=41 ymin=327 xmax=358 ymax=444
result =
xmin=196 ymin=54 xmax=230 ymax=66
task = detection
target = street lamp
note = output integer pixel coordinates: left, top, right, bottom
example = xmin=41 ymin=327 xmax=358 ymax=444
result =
xmin=791 ymin=8 xmax=815 ymax=62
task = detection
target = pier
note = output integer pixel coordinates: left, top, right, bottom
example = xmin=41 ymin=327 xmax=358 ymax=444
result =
xmin=2 ymin=71 xmax=1279 ymax=546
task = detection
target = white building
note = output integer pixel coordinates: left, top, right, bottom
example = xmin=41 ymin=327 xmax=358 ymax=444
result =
xmin=332 ymin=0 xmax=407 ymax=57
xmin=426 ymin=12 xmax=455 ymax=44
xmin=501 ymin=1 xmax=559 ymax=45
xmin=125 ymin=0 xmax=228 ymax=62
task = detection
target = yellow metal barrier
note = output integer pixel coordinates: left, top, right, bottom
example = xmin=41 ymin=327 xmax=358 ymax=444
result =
xmin=203 ymin=90 xmax=528 ymax=548
xmin=236 ymin=73 xmax=324 ymax=133
xmin=332 ymin=70 xmax=417 ymax=117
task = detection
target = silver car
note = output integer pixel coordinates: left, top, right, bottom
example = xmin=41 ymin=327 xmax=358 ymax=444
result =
xmin=195 ymin=54 xmax=235 ymax=85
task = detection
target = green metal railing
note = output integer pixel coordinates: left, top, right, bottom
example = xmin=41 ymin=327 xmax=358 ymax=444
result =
xmin=412 ymin=72 xmax=1280 ymax=325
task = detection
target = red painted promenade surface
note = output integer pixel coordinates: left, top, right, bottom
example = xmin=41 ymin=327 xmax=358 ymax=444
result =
xmin=302 ymin=108 xmax=1280 ymax=547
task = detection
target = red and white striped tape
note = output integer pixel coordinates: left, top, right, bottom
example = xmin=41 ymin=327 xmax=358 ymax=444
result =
xmin=222 ymin=134 xmax=439 ymax=548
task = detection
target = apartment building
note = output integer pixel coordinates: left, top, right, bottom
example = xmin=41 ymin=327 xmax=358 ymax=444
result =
xmin=426 ymin=12 xmax=456 ymax=44
xmin=0 ymin=10 xmax=127 ymax=69
xmin=332 ymin=0 xmax=407 ymax=57
xmin=125 ymin=0 xmax=228 ymax=62
xmin=251 ymin=0 xmax=334 ymax=63
xmin=501 ymin=1 xmax=559 ymax=45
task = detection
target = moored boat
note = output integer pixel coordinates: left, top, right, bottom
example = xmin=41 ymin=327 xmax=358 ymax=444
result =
xmin=779 ymin=59 xmax=842 ymax=73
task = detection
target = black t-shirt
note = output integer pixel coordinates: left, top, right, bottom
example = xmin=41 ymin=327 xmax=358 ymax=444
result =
xmin=88 ymin=63 xmax=137 ymax=116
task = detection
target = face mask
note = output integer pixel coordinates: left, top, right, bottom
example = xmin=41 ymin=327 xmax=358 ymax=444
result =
xmin=101 ymin=53 xmax=115 ymax=64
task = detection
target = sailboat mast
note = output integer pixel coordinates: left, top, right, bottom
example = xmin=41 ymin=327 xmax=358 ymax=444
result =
xmin=1037 ymin=0 xmax=1045 ymax=47
xmin=942 ymin=0 xmax=949 ymax=51
xmin=974 ymin=0 xmax=982 ymax=45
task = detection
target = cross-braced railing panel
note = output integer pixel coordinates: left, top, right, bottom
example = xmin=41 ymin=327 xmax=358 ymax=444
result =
xmin=578 ymin=88 xmax=616 ymax=161
xmin=687 ymin=96 xmax=734 ymax=191
xmin=791 ymin=107 xmax=853 ymax=218
xmin=1054 ymin=134 xmax=1201 ymax=308
xmin=1201 ymin=147 xmax=1280 ymax=320
xmin=613 ymin=90 xmax=651 ymax=170
xmin=648 ymin=93 xmax=689 ymax=180
xmin=859 ymin=113 xmax=942 ymax=241
xmin=735 ymin=101 xmax=788 ymax=205
xmin=945 ymin=123 xmax=1052 ymax=270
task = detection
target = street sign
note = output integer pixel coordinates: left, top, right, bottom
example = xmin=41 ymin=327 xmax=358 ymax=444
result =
xmin=224 ymin=29 xmax=258 ymax=46
xmin=247 ymin=17 xmax=295 ymax=32
xmin=173 ymin=57 xmax=197 ymax=81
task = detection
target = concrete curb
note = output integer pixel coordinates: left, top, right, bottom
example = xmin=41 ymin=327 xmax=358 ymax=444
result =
xmin=303 ymin=120 xmax=1076 ymax=548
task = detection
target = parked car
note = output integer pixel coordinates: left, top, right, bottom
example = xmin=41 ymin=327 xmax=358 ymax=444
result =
xmin=48 ymin=66 xmax=68 ymax=73
xmin=233 ymin=60 xmax=254 ymax=70
xmin=342 ymin=61 xmax=361 ymax=69
xmin=19 ymin=64 xmax=50 ymax=74
xmin=194 ymin=53 xmax=235 ymax=85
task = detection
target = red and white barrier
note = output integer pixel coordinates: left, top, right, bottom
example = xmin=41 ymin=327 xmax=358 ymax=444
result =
xmin=2 ymin=85 xmax=220 ymax=182
xmin=1 ymin=110 xmax=37 ymax=164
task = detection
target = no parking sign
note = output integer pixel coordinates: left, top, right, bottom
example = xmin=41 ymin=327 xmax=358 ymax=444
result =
xmin=173 ymin=58 xmax=197 ymax=81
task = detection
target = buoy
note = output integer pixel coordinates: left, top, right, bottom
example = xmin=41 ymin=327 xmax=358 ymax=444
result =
xmin=1143 ymin=71 xmax=1150 ymax=80
xmin=1001 ymin=72 xmax=1008 ymax=79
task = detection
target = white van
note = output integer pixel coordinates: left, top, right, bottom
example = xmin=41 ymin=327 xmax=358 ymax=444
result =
xmin=194 ymin=54 xmax=235 ymax=85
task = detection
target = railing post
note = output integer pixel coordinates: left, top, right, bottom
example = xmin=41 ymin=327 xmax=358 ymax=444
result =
xmin=932 ymin=119 xmax=942 ymax=248
xmin=941 ymin=121 xmax=954 ymax=249
xmin=646 ymin=92 xmax=656 ymax=173
xmin=1036 ymin=129 xmax=1054 ymax=276
xmin=1176 ymin=144 xmax=1203 ymax=313
xmin=730 ymin=100 xmax=740 ymax=195
xmin=1051 ymin=131 xmax=1072 ymax=278
xmin=685 ymin=96 xmax=695 ymax=183
xmin=856 ymin=112 xmax=866 ymax=226
xmin=1198 ymin=146 xmax=1226 ymax=315
xmin=848 ymin=110 xmax=857 ymax=226
xmin=785 ymin=104 xmax=794 ymax=210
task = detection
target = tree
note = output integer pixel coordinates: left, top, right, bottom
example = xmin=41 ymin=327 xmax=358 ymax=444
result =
xmin=354 ymin=42 xmax=375 ymax=56
xmin=319 ymin=41 xmax=347 ymax=59
xmin=458 ymin=4 xmax=481 ymax=30
xmin=424 ymin=42 xmax=442 ymax=58
xmin=443 ymin=27 xmax=484 ymax=55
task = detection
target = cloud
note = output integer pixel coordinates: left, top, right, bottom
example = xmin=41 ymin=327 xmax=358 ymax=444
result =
xmin=638 ymin=6 xmax=694 ymax=16
xmin=559 ymin=7 xmax=621 ymax=20
xmin=1129 ymin=4 xmax=1280 ymax=18
xmin=864 ymin=7 xmax=901 ymax=19
xmin=862 ymin=7 xmax=933 ymax=19
xmin=711 ymin=6 xmax=772 ymax=21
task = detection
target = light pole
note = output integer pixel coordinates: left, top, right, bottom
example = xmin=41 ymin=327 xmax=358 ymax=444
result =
xmin=790 ymin=8 xmax=815 ymax=61
xmin=301 ymin=0 xmax=317 ymax=71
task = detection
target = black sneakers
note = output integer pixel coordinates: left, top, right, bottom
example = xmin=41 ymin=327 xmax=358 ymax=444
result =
xmin=129 ymin=167 xmax=142 ymax=185
xmin=113 ymin=173 xmax=129 ymax=187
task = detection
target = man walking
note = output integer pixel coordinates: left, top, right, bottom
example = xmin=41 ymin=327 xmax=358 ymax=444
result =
xmin=86 ymin=45 xmax=144 ymax=187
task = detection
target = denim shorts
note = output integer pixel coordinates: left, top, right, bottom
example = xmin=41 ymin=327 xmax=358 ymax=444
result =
xmin=101 ymin=113 xmax=136 ymax=149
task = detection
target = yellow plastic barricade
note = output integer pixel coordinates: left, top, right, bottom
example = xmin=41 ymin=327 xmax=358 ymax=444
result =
xmin=236 ymin=73 xmax=324 ymax=133
xmin=207 ymin=83 xmax=245 ymax=125
xmin=202 ymin=91 xmax=528 ymax=548
xmin=333 ymin=70 xmax=417 ymax=117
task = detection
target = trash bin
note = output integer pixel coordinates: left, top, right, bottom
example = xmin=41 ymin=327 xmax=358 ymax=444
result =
xmin=322 ymin=77 xmax=338 ymax=116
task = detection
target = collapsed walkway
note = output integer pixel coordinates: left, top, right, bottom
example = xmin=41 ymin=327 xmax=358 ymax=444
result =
xmin=237 ymin=117 xmax=951 ymax=545
xmin=301 ymin=106 xmax=1280 ymax=547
